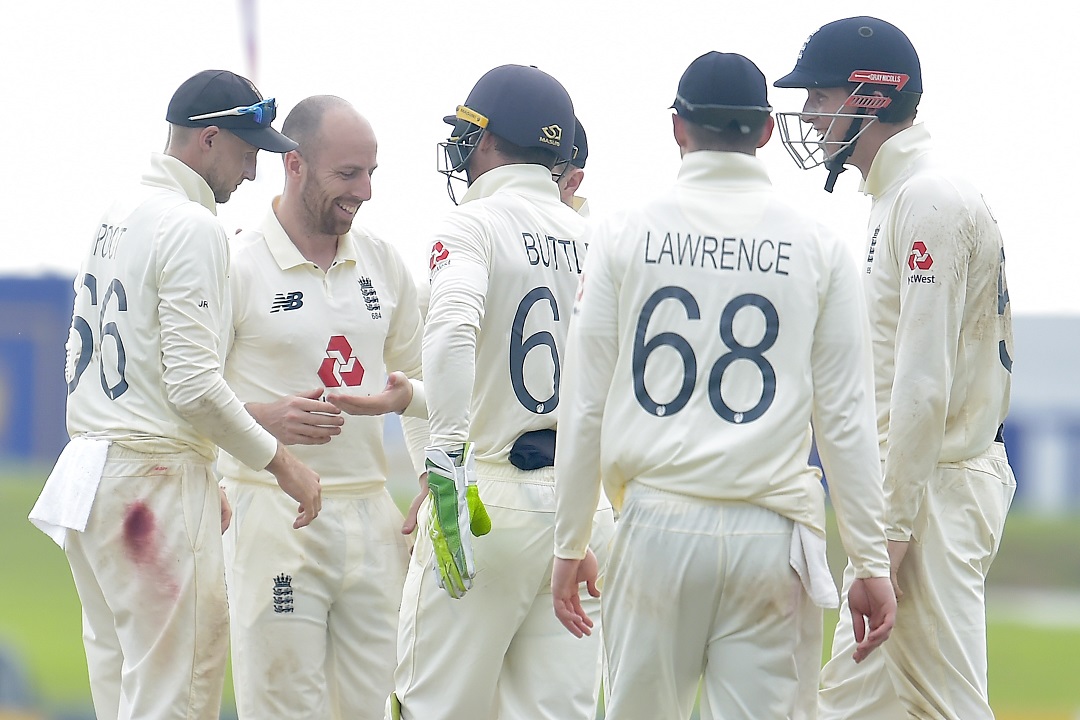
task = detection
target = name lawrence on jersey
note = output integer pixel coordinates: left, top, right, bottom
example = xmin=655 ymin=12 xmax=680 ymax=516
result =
xmin=644 ymin=231 xmax=791 ymax=275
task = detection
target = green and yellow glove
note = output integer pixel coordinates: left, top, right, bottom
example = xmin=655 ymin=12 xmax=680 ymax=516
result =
xmin=425 ymin=443 xmax=491 ymax=599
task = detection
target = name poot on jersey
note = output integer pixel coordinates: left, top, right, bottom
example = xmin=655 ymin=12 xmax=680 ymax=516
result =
xmin=643 ymin=232 xmax=791 ymax=274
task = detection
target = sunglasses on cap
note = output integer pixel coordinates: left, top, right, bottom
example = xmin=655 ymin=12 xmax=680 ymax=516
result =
xmin=188 ymin=97 xmax=277 ymax=127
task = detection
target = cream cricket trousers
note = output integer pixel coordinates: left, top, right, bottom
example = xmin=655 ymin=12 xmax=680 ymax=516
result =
xmin=64 ymin=445 xmax=229 ymax=720
xmin=221 ymin=481 xmax=410 ymax=720
xmin=819 ymin=443 xmax=1015 ymax=720
xmin=601 ymin=484 xmax=809 ymax=720
xmin=393 ymin=462 xmax=616 ymax=720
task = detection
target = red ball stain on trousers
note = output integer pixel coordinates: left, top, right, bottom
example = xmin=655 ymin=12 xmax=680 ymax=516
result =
xmin=123 ymin=501 xmax=157 ymax=566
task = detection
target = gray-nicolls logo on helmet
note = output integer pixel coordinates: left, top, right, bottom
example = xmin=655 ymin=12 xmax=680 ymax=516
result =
xmin=773 ymin=16 xmax=923 ymax=192
xmin=437 ymin=64 xmax=575 ymax=205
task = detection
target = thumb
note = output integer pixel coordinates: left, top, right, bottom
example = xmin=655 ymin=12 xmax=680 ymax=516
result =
xmin=299 ymin=387 xmax=326 ymax=400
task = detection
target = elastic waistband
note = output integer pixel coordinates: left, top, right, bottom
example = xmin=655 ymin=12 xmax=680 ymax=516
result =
xmin=476 ymin=460 xmax=554 ymax=484
xmin=107 ymin=442 xmax=209 ymax=465
xmin=626 ymin=481 xmax=752 ymax=508
xmin=220 ymin=475 xmax=388 ymax=500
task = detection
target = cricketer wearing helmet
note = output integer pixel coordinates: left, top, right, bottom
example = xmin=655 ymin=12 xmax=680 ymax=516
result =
xmin=775 ymin=17 xmax=1016 ymax=720
xmin=552 ymin=50 xmax=895 ymax=720
xmin=387 ymin=64 xmax=615 ymax=720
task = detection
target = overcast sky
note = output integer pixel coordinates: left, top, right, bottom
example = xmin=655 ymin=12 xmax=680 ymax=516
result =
xmin=3 ymin=0 xmax=1074 ymax=315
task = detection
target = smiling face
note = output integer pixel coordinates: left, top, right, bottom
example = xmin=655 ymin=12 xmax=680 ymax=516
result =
xmin=297 ymin=108 xmax=377 ymax=237
xmin=800 ymin=86 xmax=859 ymax=153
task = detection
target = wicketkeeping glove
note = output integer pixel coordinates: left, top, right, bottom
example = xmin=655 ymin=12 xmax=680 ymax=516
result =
xmin=425 ymin=443 xmax=492 ymax=599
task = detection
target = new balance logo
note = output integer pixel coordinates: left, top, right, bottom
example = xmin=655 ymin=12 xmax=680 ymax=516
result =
xmin=273 ymin=573 xmax=294 ymax=614
xmin=270 ymin=291 xmax=304 ymax=313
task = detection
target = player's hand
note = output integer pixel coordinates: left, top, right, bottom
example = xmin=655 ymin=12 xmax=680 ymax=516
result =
xmin=887 ymin=539 xmax=910 ymax=600
xmin=247 ymin=388 xmax=344 ymax=445
xmin=552 ymin=550 xmax=600 ymax=638
xmin=425 ymin=444 xmax=491 ymax=599
xmin=265 ymin=443 xmax=322 ymax=529
xmin=327 ymin=372 xmax=414 ymax=416
xmin=401 ymin=473 xmax=429 ymax=537
xmin=219 ymin=485 xmax=232 ymax=534
xmin=847 ymin=576 xmax=897 ymax=663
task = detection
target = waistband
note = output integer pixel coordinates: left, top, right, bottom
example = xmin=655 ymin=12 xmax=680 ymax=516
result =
xmin=106 ymin=442 xmax=210 ymax=465
xmin=220 ymin=474 xmax=388 ymax=499
xmin=476 ymin=459 xmax=555 ymax=483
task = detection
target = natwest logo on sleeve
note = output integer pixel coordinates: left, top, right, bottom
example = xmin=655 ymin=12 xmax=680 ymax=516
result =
xmin=429 ymin=241 xmax=450 ymax=274
xmin=318 ymin=335 xmax=365 ymax=387
xmin=907 ymin=241 xmax=933 ymax=271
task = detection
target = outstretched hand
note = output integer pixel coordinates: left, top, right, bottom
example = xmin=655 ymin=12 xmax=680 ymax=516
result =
xmin=247 ymin=388 xmax=343 ymax=445
xmin=328 ymin=371 xmax=413 ymax=416
xmin=847 ymin=576 xmax=897 ymax=663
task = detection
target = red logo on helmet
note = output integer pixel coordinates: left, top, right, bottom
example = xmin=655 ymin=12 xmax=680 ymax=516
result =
xmin=430 ymin=241 xmax=450 ymax=271
xmin=318 ymin=335 xmax=365 ymax=387
xmin=908 ymin=242 xmax=933 ymax=271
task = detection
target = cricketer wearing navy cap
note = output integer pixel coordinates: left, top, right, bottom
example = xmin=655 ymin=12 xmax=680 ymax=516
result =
xmin=671 ymin=51 xmax=772 ymax=136
xmin=167 ymin=69 xmax=297 ymax=153
xmin=28 ymin=66 xmax=319 ymax=720
xmin=552 ymin=47 xmax=895 ymax=719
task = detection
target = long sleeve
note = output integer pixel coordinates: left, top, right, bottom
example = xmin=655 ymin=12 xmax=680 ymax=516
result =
xmin=156 ymin=207 xmax=276 ymax=471
xmin=810 ymin=240 xmax=891 ymax=578
xmin=554 ymin=231 xmax=619 ymax=560
xmin=882 ymin=179 xmax=970 ymax=541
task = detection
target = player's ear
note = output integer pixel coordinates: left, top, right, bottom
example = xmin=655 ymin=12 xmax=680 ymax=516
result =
xmin=757 ymin=115 xmax=775 ymax=149
xmin=562 ymin=168 xmax=584 ymax=196
xmin=198 ymin=126 xmax=220 ymax=152
xmin=283 ymin=149 xmax=304 ymax=179
xmin=672 ymin=113 xmax=690 ymax=151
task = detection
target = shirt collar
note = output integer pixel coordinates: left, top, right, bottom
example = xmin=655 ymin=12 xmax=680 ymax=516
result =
xmin=260 ymin=196 xmax=361 ymax=271
xmin=460 ymin=163 xmax=563 ymax=205
xmin=143 ymin=153 xmax=218 ymax=215
xmin=676 ymin=150 xmax=773 ymax=189
xmin=861 ymin=123 xmax=933 ymax=198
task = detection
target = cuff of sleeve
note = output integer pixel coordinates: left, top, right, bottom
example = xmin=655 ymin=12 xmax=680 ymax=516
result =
xmin=885 ymin=527 xmax=912 ymax=543
xmin=235 ymin=429 xmax=278 ymax=473
xmin=554 ymin=546 xmax=589 ymax=561
xmin=401 ymin=379 xmax=426 ymax=419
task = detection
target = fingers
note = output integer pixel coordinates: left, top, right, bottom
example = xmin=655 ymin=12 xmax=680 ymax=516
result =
xmin=553 ymin=596 xmax=593 ymax=638
xmin=401 ymin=492 xmax=425 ymax=535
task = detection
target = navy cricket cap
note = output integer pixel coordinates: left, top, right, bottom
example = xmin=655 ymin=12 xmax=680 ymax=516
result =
xmin=671 ymin=52 xmax=771 ymax=134
xmin=774 ymin=16 xmax=923 ymax=93
xmin=166 ymin=70 xmax=297 ymax=153
xmin=571 ymin=117 xmax=588 ymax=168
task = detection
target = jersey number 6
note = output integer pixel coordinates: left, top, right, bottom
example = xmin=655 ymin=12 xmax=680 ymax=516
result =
xmin=67 ymin=273 xmax=129 ymax=400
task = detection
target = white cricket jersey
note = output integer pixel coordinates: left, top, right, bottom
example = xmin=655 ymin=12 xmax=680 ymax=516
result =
xmin=424 ymin=164 xmax=588 ymax=463
xmin=64 ymin=153 xmax=276 ymax=471
xmin=218 ymin=200 xmax=427 ymax=492
xmin=554 ymin=151 xmax=890 ymax=578
xmin=860 ymin=124 xmax=1013 ymax=541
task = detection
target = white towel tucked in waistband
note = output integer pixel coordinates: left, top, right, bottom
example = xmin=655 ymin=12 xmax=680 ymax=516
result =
xmin=789 ymin=522 xmax=839 ymax=609
xmin=29 ymin=437 xmax=110 ymax=548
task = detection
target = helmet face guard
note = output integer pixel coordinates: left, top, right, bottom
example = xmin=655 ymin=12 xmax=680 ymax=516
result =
xmin=776 ymin=70 xmax=908 ymax=171
xmin=437 ymin=105 xmax=489 ymax=204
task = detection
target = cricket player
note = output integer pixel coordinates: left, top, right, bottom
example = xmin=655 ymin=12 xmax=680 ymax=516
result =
xmin=28 ymin=70 xmax=321 ymax=720
xmin=774 ymin=17 xmax=1016 ymax=719
xmin=555 ymin=117 xmax=590 ymax=213
xmin=219 ymin=95 xmax=428 ymax=720
xmin=388 ymin=64 xmax=615 ymax=720
xmin=551 ymin=51 xmax=896 ymax=720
